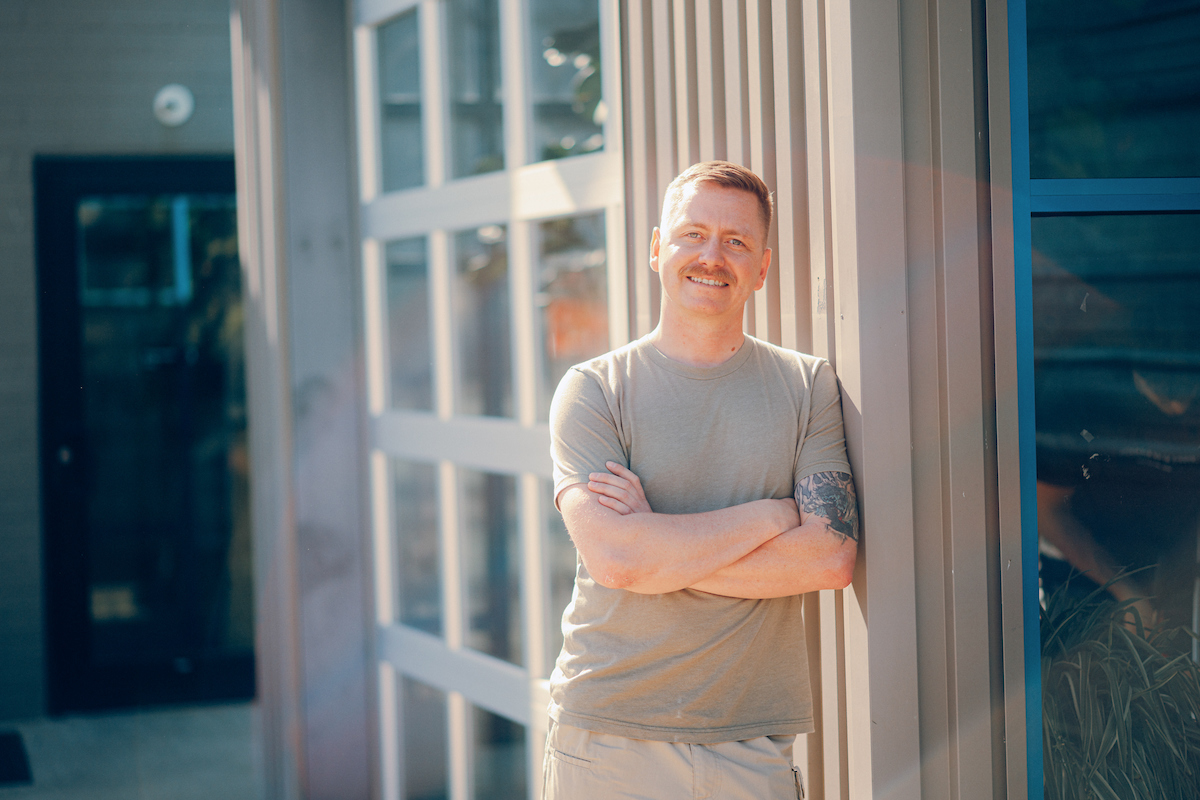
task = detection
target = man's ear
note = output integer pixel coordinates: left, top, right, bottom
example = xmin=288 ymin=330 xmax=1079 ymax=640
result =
xmin=754 ymin=247 xmax=772 ymax=291
xmin=650 ymin=227 xmax=661 ymax=273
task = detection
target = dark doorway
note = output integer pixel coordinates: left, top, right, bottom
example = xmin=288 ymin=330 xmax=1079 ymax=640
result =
xmin=36 ymin=156 xmax=254 ymax=713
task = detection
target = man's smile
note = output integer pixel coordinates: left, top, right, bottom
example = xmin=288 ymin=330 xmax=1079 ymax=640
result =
xmin=687 ymin=275 xmax=730 ymax=287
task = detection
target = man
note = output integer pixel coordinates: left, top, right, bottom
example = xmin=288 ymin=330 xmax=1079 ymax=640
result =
xmin=546 ymin=161 xmax=858 ymax=799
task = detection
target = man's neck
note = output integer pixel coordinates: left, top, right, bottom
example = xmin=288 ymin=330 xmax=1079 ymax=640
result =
xmin=648 ymin=309 xmax=747 ymax=368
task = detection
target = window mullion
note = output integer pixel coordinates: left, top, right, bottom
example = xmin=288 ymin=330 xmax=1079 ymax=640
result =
xmin=500 ymin=0 xmax=531 ymax=170
xmin=421 ymin=0 xmax=449 ymax=188
xmin=354 ymin=25 xmax=383 ymax=202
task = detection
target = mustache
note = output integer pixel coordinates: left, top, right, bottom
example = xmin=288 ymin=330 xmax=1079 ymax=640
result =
xmin=684 ymin=267 xmax=735 ymax=284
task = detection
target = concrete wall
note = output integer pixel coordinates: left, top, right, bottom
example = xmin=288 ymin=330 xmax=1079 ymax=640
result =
xmin=0 ymin=0 xmax=235 ymax=720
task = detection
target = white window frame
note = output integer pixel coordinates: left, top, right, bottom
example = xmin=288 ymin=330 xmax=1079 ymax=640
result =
xmin=353 ymin=1 xmax=627 ymax=797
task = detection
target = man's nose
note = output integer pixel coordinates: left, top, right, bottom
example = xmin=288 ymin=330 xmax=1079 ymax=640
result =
xmin=698 ymin=236 xmax=724 ymax=265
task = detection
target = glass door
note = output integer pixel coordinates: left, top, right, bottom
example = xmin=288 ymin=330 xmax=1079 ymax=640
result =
xmin=36 ymin=156 xmax=253 ymax=713
xmin=353 ymin=1 xmax=625 ymax=797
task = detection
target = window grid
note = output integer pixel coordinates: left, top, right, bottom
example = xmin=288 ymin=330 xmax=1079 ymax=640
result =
xmin=356 ymin=0 xmax=624 ymax=797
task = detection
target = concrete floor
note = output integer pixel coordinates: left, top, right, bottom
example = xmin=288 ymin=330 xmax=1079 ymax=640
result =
xmin=0 ymin=702 xmax=263 ymax=800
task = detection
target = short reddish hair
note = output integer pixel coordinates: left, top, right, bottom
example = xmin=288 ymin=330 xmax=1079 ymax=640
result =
xmin=661 ymin=161 xmax=774 ymax=237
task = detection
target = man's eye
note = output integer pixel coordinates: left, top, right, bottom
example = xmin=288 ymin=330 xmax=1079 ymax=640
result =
xmin=685 ymin=232 xmax=702 ymax=240
xmin=729 ymin=238 xmax=745 ymax=247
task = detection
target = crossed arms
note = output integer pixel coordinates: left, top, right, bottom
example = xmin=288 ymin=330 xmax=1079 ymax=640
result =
xmin=558 ymin=464 xmax=858 ymax=599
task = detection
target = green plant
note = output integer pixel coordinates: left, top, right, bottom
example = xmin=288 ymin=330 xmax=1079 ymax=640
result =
xmin=1042 ymin=580 xmax=1200 ymax=799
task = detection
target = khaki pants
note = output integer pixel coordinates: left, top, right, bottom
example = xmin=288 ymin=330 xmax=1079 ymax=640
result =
xmin=542 ymin=720 xmax=804 ymax=800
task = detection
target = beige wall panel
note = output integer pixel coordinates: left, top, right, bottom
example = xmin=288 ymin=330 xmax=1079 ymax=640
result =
xmin=672 ymin=0 xmax=700 ymax=168
xmin=231 ymin=4 xmax=306 ymax=797
xmin=722 ymin=0 xmax=750 ymax=166
xmin=622 ymin=0 xmax=659 ymax=338
xmin=619 ymin=2 xmax=1010 ymax=797
xmin=985 ymin=0 xmax=1027 ymax=794
xmin=770 ymin=0 xmax=812 ymax=354
xmin=824 ymin=0 xmax=923 ymax=795
xmin=694 ymin=0 xmax=726 ymax=161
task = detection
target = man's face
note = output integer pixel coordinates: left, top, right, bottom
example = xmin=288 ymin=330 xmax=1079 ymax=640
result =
xmin=651 ymin=182 xmax=771 ymax=324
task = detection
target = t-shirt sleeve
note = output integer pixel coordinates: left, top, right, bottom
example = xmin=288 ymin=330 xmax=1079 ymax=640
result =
xmin=549 ymin=366 xmax=628 ymax=508
xmin=794 ymin=359 xmax=853 ymax=485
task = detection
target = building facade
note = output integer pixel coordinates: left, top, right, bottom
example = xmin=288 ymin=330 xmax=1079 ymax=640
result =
xmin=233 ymin=0 xmax=1200 ymax=797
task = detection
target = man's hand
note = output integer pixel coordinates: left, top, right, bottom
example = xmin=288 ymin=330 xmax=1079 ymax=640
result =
xmin=588 ymin=462 xmax=653 ymax=515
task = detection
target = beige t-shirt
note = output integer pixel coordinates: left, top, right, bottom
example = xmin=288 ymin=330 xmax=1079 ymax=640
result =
xmin=549 ymin=335 xmax=851 ymax=743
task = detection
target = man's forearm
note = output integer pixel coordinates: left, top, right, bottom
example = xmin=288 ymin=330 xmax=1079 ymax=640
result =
xmin=560 ymin=485 xmax=798 ymax=595
xmin=689 ymin=522 xmax=857 ymax=598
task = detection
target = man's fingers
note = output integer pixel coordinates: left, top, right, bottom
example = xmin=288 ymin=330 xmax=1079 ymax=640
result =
xmin=589 ymin=478 xmax=634 ymax=501
xmin=605 ymin=461 xmax=641 ymax=483
xmin=595 ymin=494 xmax=632 ymax=515
xmin=588 ymin=471 xmax=631 ymax=488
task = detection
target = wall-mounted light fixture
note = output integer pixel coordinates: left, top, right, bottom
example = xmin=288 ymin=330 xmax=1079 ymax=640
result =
xmin=153 ymin=84 xmax=194 ymax=127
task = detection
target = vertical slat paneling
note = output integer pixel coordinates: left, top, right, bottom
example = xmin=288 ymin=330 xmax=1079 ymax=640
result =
xmin=616 ymin=2 xmax=1009 ymax=799
xmin=771 ymin=0 xmax=811 ymax=354
xmin=986 ymin=0 xmax=1029 ymax=788
xmin=802 ymin=0 xmax=834 ymax=364
xmin=932 ymin=0 xmax=997 ymax=792
xmin=722 ymin=0 xmax=749 ymax=166
xmin=694 ymin=0 xmax=725 ymax=161
xmin=672 ymin=0 xmax=700 ymax=169
xmin=744 ymin=0 xmax=780 ymax=344
xmin=623 ymin=0 xmax=657 ymax=339
xmin=652 ymin=1 xmax=677 ymax=208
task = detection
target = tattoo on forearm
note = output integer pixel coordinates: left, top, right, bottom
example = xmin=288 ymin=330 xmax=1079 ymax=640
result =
xmin=797 ymin=471 xmax=859 ymax=544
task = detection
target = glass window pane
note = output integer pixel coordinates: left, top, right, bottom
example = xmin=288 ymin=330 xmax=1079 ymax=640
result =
xmin=459 ymin=469 xmax=521 ymax=666
xmin=528 ymin=0 xmax=604 ymax=161
xmin=453 ymin=225 xmax=512 ymax=418
xmin=1027 ymin=0 xmax=1200 ymax=178
xmin=77 ymin=194 xmax=254 ymax=675
xmin=542 ymin=480 xmax=576 ymax=678
xmin=387 ymin=237 xmax=433 ymax=410
xmin=536 ymin=212 xmax=608 ymax=419
xmin=402 ymin=678 xmax=448 ymax=800
xmin=378 ymin=9 xmax=424 ymax=191
xmin=471 ymin=706 xmax=526 ymax=800
xmin=448 ymin=0 xmax=505 ymax=178
xmin=394 ymin=460 xmax=441 ymax=635
xmin=1034 ymin=214 xmax=1200 ymax=775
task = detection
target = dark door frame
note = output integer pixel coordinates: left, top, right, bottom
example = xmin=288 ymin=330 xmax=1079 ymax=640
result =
xmin=35 ymin=155 xmax=253 ymax=713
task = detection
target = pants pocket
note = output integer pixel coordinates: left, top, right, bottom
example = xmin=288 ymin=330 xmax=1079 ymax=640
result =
xmin=546 ymin=721 xmax=595 ymax=772
xmin=549 ymin=747 xmax=594 ymax=770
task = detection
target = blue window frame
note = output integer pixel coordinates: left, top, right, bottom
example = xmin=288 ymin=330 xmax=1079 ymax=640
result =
xmin=1008 ymin=1 xmax=1200 ymax=795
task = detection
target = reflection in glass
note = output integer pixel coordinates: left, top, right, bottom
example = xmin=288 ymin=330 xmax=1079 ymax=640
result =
xmin=448 ymin=0 xmax=504 ymax=177
xmin=536 ymin=213 xmax=608 ymax=418
xmin=471 ymin=705 xmax=526 ymax=800
xmin=77 ymin=194 xmax=253 ymax=671
xmin=459 ymin=469 xmax=521 ymax=665
xmin=1034 ymin=214 xmax=1200 ymax=793
xmin=453 ymin=225 xmax=512 ymax=418
xmin=1027 ymin=0 xmax=1200 ymax=178
xmin=1033 ymin=212 xmax=1200 ymax=641
xmin=378 ymin=10 xmax=424 ymax=191
xmin=394 ymin=460 xmax=441 ymax=635
xmin=528 ymin=0 xmax=604 ymax=161
xmin=402 ymin=678 xmax=448 ymax=800
xmin=543 ymin=480 xmax=577 ymax=678
xmin=387 ymin=237 xmax=433 ymax=410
